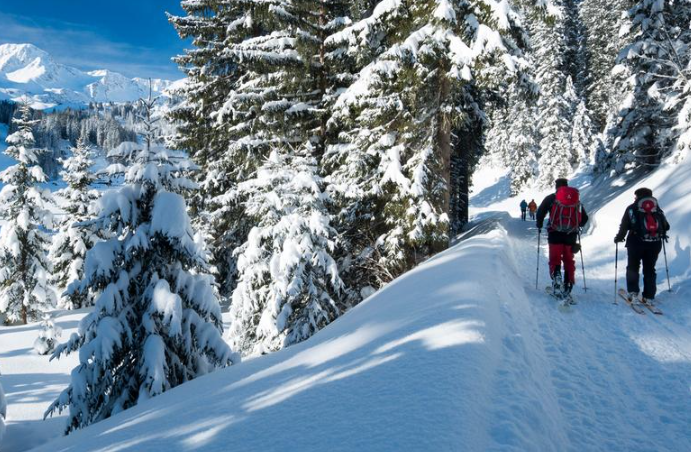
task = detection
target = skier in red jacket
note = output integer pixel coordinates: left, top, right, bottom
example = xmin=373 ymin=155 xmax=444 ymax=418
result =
xmin=536 ymin=178 xmax=589 ymax=296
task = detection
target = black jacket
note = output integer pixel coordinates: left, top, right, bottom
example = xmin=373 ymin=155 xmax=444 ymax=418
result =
xmin=536 ymin=193 xmax=589 ymax=245
xmin=615 ymin=203 xmax=670 ymax=248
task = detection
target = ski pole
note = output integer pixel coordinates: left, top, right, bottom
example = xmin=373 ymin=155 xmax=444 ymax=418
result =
xmin=578 ymin=229 xmax=587 ymax=292
xmin=662 ymin=236 xmax=671 ymax=292
xmin=614 ymin=242 xmax=619 ymax=304
xmin=536 ymin=229 xmax=541 ymax=290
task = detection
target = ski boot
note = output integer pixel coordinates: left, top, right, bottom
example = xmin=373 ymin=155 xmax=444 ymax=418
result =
xmin=551 ymin=272 xmax=563 ymax=298
xmin=563 ymin=282 xmax=576 ymax=305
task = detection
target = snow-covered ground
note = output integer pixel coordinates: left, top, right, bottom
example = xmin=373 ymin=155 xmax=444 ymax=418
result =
xmin=0 ymin=312 xmax=83 ymax=451
xmin=1 ymin=153 xmax=691 ymax=451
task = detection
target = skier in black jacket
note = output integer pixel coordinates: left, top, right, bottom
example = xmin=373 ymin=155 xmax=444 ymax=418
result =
xmin=614 ymin=187 xmax=670 ymax=302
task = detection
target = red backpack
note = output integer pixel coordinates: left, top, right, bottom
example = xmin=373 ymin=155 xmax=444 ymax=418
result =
xmin=634 ymin=197 xmax=663 ymax=241
xmin=549 ymin=186 xmax=581 ymax=233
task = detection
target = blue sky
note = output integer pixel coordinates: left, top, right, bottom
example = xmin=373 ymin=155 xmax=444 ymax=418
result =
xmin=0 ymin=0 xmax=188 ymax=80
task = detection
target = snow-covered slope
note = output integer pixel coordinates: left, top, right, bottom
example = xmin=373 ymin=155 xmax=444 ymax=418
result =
xmin=1 ymin=152 xmax=690 ymax=451
xmin=0 ymin=44 xmax=180 ymax=109
xmin=6 ymin=153 xmax=686 ymax=452
xmin=0 ymin=312 xmax=83 ymax=451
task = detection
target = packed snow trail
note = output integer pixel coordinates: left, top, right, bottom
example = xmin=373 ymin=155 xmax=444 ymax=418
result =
xmin=500 ymin=215 xmax=691 ymax=451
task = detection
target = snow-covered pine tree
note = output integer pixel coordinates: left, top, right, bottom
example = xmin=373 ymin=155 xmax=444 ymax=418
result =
xmin=229 ymin=145 xmax=342 ymax=356
xmin=33 ymin=312 xmax=62 ymax=355
xmin=168 ymin=0 xmax=240 ymax=169
xmin=49 ymin=135 xmax=101 ymax=309
xmin=579 ymin=0 xmax=630 ymax=129
xmin=0 ymin=103 xmax=56 ymax=325
xmin=571 ymin=99 xmax=595 ymax=168
xmin=530 ymin=1 xmax=571 ymax=187
xmin=326 ymin=0 xmax=530 ymax=288
xmin=674 ymin=70 xmax=691 ymax=158
xmin=168 ymin=1 xmax=252 ymax=298
xmin=536 ymin=86 xmax=575 ymax=187
xmin=604 ymin=0 xmax=691 ymax=172
xmin=45 ymin=94 xmax=237 ymax=433
xmin=507 ymin=96 xmax=540 ymax=194
xmin=192 ymin=0 xmax=350 ymax=299
xmin=485 ymin=105 xmax=512 ymax=167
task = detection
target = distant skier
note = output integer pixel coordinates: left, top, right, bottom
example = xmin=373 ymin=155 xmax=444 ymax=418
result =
xmin=520 ymin=199 xmax=528 ymax=221
xmin=614 ymin=188 xmax=670 ymax=303
xmin=528 ymin=199 xmax=537 ymax=220
xmin=536 ymin=178 xmax=588 ymax=296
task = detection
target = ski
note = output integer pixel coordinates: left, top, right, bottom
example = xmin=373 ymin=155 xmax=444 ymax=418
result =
xmin=617 ymin=289 xmax=645 ymax=315
xmin=545 ymin=286 xmax=576 ymax=309
xmin=639 ymin=298 xmax=663 ymax=315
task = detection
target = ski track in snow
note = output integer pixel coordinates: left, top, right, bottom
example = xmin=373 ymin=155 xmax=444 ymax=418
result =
xmin=470 ymin=162 xmax=691 ymax=451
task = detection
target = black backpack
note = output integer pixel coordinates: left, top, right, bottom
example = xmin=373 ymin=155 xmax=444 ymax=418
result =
xmin=631 ymin=197 xmax=665 ymax=242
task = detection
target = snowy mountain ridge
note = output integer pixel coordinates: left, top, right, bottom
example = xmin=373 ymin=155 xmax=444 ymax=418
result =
xmin=0 ymin=43 xmax=182 ymax=109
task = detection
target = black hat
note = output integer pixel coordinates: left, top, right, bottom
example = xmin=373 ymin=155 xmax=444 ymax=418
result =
xmin=634 ymin=187 xmax=653 ymax=199
xmin=555 ymin=178 xmax=568 ymax=188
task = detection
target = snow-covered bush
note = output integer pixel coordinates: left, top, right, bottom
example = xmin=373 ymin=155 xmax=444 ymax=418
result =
xmin=46 ymin=100 xmax=238 ymax=432
xmin=33 ymin=313 xmax=62 ymax=355
xmin=229 ymin=147 xmax=343 ymax=355
xmin=0 ymin=103 xmax=56 ymax=324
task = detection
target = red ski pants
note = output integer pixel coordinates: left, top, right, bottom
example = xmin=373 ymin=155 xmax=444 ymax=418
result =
xmin=549 ymin=243 xmax=576 ymax=284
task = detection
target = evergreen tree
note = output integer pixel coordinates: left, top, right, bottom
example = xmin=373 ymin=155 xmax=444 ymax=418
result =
xmin=168 ymin=1 xmax=249 ymax=297
xmin=0 ymin=103 xmax=56 ymax=325
xmin=571 ymin=99 xmax=595 ymax=168
xmin=507 ymin=97 xmax=539 ymax=194
xmin=327 ymin=0 xmax=530 ymax=288
xmin=168 ymin=0 xmax=240 ymax=169
xmin=45 ymin=95 xmax=237 ymax=433
xmin=49 ymin=135 xmax=101 ymax=309
xmin=604 ymin=0 xmax=691 ymax=172
xmin=579 ymin=0 xmax=630 ymax=128
xmin=536 ymin=88 xmax=575 ymax=187
xmin=171 ymin=0 xmax=353 ymax=302
xmin=33 ymin=312 xmax=62 ymax=355
xmin=228 ymin=146 xmax=343 ymax=355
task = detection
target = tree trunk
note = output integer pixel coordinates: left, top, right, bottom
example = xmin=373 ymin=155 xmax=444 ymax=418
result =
xmin=437 ymin=75 xmax=451 ymax=232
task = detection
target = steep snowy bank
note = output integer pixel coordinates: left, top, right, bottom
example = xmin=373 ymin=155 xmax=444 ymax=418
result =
xmin=30 ymin=222 xmax=560 ymax=451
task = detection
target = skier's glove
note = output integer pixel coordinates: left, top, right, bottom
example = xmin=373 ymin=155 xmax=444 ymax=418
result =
xmin=614 ymin=235 xmax=625 ymax=243
xmin=572 ymin=243 xmax=581 ymax=253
